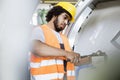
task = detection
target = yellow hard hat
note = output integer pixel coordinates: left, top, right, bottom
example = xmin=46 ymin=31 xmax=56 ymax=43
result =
xmin=56 ymin=2 xmax=76 ymax=22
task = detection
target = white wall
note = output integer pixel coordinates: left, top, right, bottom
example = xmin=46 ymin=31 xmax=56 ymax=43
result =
xmin=74 ymin=1 xmax=120 ymax=56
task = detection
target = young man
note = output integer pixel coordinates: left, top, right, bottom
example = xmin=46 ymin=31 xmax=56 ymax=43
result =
xmin=30 ymin=2 xmax=90 ymax=80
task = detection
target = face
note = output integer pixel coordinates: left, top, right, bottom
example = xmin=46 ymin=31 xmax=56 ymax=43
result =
xmin=53 ymin=12 xmax=71 ymax=32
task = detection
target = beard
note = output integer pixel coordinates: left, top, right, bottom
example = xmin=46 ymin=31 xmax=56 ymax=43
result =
xmin=53 ymin=17 xmax=63 ymax=32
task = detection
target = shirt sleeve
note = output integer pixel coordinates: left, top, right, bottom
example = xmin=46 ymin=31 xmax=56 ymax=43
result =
xmin=31 ymin=26 xmax=45 ymax=42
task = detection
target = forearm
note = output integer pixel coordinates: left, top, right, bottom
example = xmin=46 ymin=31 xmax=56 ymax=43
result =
xmin=80 ymin=56 xmax=91 ymax=65
xmin=31 ymin=40 xmax=81 ymax=63
xmin=74 ymin=56 xmax=91 ymax=66
xmin=31 ymin=40 xmax=67 ymax=57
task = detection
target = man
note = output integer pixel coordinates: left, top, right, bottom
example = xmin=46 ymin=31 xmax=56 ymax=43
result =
xmin=30 ymin=2 xmax=90 ymax=80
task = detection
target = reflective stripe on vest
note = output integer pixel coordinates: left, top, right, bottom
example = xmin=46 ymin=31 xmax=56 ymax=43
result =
xmin=30 ymin=25 xmax=75 ymax=80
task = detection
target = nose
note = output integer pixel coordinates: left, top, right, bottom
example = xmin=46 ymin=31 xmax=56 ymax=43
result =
xmin=64 ymin=20 xmax=69 ymax=25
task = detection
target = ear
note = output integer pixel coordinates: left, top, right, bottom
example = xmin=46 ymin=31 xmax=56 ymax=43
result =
xmin=53 ymin=16 xmax=57 ymax=19
xmin=51 ymin=16 xmax=57 ymax=21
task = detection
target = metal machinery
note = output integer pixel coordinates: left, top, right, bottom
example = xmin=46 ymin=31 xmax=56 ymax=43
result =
xmin=67 ymin=0 xmax=120 ymax=56
xmin=65 ymin=0 xmax=120 ymax=80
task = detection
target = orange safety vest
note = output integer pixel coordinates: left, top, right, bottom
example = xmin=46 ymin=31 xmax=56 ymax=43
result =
xmin=30 ymin=25 xmax=75 ymax=80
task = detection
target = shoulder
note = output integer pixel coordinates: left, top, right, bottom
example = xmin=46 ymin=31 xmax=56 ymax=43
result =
xmin=32 ymin=25 xmax=44 ymax=34
xmin=31 ymin=25 xmax=45 ymax=42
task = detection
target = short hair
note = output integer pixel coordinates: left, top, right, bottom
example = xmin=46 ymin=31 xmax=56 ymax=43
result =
xmin=46 ymin=6 xmax=72 ymax=22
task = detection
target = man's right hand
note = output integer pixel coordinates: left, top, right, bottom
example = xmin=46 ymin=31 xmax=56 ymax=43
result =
xmin=65 ymin=52 xmax=80 ymax=64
